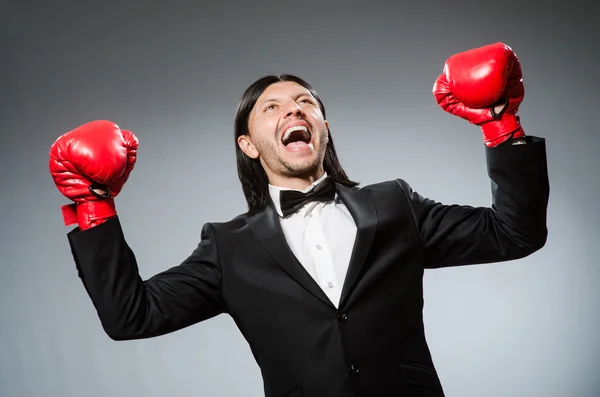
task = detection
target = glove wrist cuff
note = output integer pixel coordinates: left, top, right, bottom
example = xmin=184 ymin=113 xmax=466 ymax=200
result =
xmin=481 ymin=114 xmax=526 ymax=147
xmin=61 ymin=199 xmax=117 ymax=230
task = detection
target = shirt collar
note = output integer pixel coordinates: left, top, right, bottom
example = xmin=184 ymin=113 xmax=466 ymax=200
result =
xmin=269 ymin=172 xmax=330 ymax=217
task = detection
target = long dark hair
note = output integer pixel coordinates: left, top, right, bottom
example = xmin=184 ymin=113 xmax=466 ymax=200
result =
xmin=234 ymin=74 xmax=358 ymax=216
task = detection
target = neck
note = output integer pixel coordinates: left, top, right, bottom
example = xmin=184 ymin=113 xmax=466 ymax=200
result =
xmin=268 ymin=168 xmax=326 ymax=190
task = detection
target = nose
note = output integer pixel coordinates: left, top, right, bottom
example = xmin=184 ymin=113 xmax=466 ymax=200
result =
xmin=283 ymin=100 xmax=304 ymax=118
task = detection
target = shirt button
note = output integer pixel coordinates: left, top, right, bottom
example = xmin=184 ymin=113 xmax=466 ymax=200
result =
xmin=327 ymin=282 xmax=334 ymax=288
xmin=337 ymin=313 xmax=348 ymax=323
xmin=316 ymin=244 xmax=322 ymax=250
xmin=348 ymin=364 xmax=360 ymax=377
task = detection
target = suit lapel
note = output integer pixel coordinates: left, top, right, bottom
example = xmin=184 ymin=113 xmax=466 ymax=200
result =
xmin=245 ymin=183 xmax=378 ymax=310
xmin=246 ymin=203 xmax=335 ymax=309
xmin=336 ymin=183 xmax=378 ymax=307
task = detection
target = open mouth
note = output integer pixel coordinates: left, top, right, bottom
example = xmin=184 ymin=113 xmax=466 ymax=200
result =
xmin=281 ymin=124 xmax=312 ymax=148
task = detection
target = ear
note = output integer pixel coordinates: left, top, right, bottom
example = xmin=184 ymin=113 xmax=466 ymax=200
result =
xmin=325 ymin=120 xmax=330 ymax=143
xmin=237 ymin=135 xmax=259 ymax=159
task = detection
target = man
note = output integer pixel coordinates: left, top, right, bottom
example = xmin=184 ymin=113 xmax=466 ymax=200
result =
xmin=49 ymin=42 xmax=549 ymax=397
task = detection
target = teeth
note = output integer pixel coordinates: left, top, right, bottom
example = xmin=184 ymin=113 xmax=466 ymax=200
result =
xmin=282 ymin=125 xmax=308 ymax=143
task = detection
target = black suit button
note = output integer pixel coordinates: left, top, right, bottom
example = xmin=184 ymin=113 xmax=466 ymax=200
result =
xmin=348 ymin=364 xmax=360 ymax=377
xmin=337 ymin=313 xmax=348 ymax=323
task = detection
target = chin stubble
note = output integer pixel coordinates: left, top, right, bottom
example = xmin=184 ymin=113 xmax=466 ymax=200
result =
xmin=256 ymin=128 xmax=327 ymax=176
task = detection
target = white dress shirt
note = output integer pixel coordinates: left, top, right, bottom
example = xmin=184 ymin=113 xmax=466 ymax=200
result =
xmin=268 ymin=173 xmax=357 ymax=308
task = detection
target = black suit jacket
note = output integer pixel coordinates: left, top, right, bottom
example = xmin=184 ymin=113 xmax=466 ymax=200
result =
xmin=67 ymin=136 xmax=549 ymax=397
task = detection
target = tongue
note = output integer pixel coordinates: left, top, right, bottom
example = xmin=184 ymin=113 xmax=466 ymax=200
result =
xmin=286 ymin=141 xmax=308 ymax=148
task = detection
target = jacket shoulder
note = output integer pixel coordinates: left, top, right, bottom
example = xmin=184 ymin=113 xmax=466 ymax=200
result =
xmin=358 ymin=178 xmax=412 ymax=195
xmin=205 ymin=212 xmax=250 ymax=234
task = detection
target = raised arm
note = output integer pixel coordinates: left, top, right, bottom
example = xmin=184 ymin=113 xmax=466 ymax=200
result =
xmin=50 ymin=120 xmax=226 ymax=340
xmin=408 ymin=42 xmax=550 ymax=268
xmin=67 ymin=217 xmax=225 ymax=340
xmin=400 ymin=136 xmax=549 ymax=269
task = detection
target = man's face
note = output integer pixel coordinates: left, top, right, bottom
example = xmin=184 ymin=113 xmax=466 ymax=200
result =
xmin=238 ymin=81 xmax=329 ymax=185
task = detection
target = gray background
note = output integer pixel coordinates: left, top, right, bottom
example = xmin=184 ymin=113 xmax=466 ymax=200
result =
xmin=2 ymin=1 xmax=598 ymax=396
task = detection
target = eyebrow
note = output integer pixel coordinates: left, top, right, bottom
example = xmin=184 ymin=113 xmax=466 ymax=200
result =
xmin=259 ymin=93 xmax=312 ymax=105
xmin=259 ymin=98 xmax=279 ymax=105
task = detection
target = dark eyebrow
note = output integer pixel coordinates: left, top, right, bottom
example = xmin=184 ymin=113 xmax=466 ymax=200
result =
xmin=260 ymin=98 xmax=280 ymax=105
xmin=295 ymin=93 xmax=313 ymax=100
xmin=259 ymin=93 xmax=313 ymax=106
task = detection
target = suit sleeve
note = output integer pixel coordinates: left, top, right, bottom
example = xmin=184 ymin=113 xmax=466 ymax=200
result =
xmin=399 ymin=136 xmax=549 ymax=269
xmin=67 ymin=217 xmax=226 ymax=340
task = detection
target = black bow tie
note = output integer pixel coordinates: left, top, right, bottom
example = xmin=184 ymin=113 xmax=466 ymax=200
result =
xmin=279 ymin=176 xmax=336 ymax=218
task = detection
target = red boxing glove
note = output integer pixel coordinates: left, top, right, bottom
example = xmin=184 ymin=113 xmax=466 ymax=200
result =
xmin=433 ymin=42 xmax=526 ymax=147
xmin=49 ymin=120 xmax=139 ymax=230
